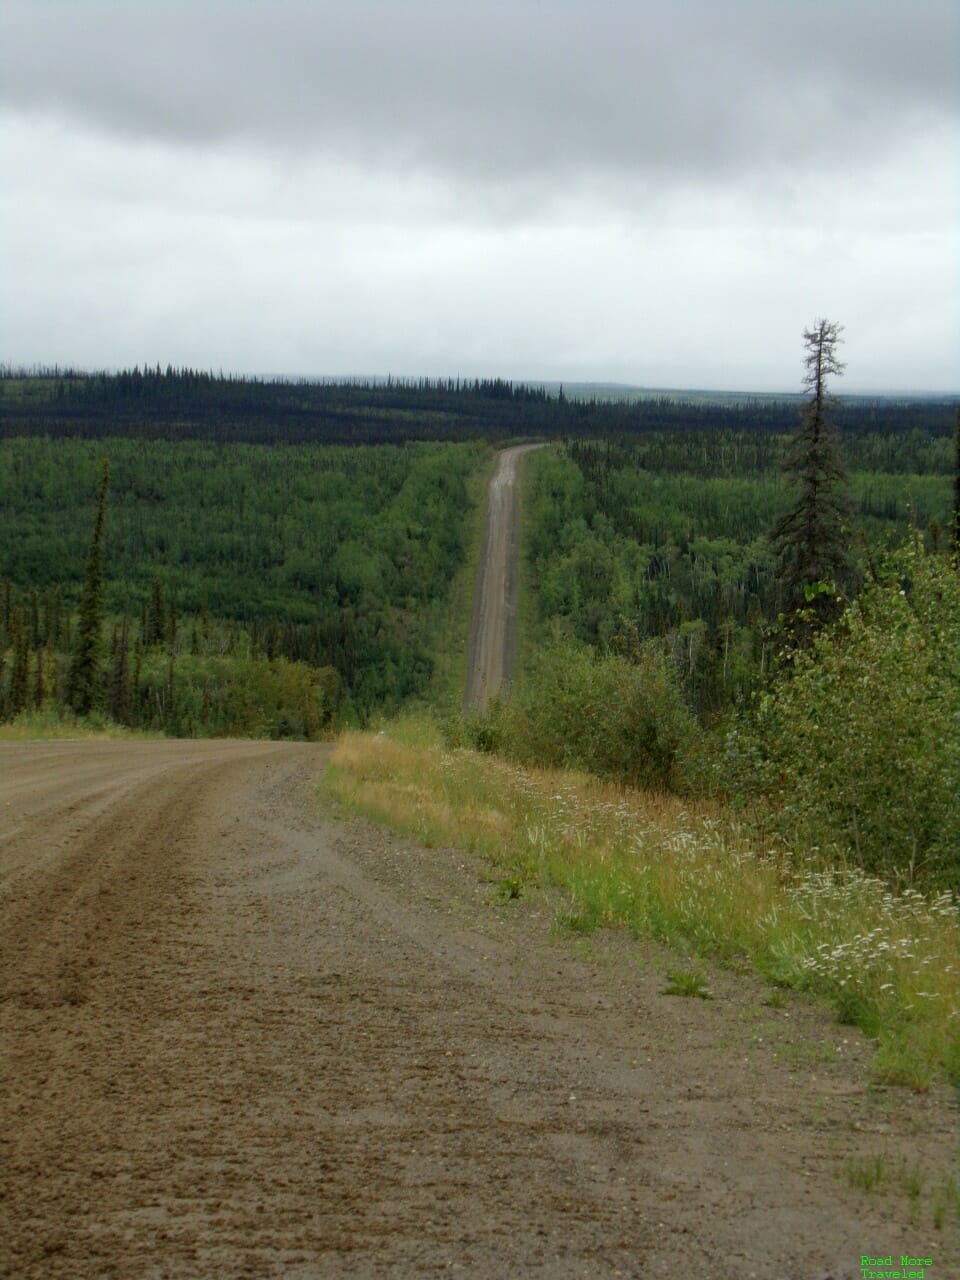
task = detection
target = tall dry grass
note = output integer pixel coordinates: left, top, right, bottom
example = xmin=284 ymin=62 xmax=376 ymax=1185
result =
xmin=0 ymin=708 xmax=160 ymax=740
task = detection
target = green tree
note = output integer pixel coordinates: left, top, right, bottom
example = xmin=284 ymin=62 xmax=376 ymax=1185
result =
xmin=146 ymin=579 xmax=166 ymax=647
xmin=771 ymin=320 xmax=851 ymax=626
xmin=67 ymin=459 xmax=109 ymax=716
xmin=108 ymin=616 xmax=131 ymax=724
xmin=33 ymin=645 xmax=45 ymax=709
xmin=8 ymin=608 xmax=29 ymax=717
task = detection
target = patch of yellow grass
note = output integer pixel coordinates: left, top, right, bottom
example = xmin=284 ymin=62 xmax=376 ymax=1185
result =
xmin=0 ymin=710 xmax=159 ymax=741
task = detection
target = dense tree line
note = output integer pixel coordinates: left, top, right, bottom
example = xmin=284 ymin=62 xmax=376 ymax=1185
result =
xmin=522 ymin=430 xmax=952 ymax=719
xmin=1 ymin=440 xmax=485 ymax=729
xmin=0 ymin=577 xmax=340 ymax=739
xmin=1 ymin=366 xmax=955 ymax=445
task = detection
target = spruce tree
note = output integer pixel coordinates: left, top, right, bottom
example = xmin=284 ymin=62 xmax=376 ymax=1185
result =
xmin=147 ymin=579 xmax=166 ymax=647
xmin=30 ymin=589 xmax=40 ymax=647
xmin=771 ymin=319 xmax=850 ymax=628
xmin=50 ymin=587 xmax=63 ymax=649
xmin=67 ymin=459 xmax=110 ymax=716
xmin=109 ymin=616 xmax=131 ymax=725
xmin=33 ymin=646 xmax=45 ymax=709
xmin=9 ymin=609 xmax=29 ymax=717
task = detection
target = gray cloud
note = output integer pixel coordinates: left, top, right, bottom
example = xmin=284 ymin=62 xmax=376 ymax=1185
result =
xmin=3 ymin=0 xmax=957 ymax=186
xmin=2 ymin=2 xmax=957 ymax=389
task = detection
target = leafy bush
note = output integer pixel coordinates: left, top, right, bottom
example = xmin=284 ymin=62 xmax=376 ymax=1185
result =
xmin=136 ymin=652 xmax=339 ymax=740
xmin=755 ymin=544 xmax=960 ymax=888
xmin=478 ymin=634 xmax=696 ymax=791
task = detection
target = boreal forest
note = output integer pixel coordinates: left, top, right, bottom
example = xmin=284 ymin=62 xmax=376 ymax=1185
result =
xmin=2 ymin=363 xmax=959 ymax=895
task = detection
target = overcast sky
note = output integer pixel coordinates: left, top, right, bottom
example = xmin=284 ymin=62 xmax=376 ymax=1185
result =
xmin=2 ymin=1 xmax=958 ymax=392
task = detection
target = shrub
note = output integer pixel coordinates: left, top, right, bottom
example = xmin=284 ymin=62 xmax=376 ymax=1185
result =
xmin=136 ymin=652 xmax=338 ymax=739
xmin=755 ymin=544 xmax=960 ymax=889
xmin=489 ymin=634 xmax=696 ymax=791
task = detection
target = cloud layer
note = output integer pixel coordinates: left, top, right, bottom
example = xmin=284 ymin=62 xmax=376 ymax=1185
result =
xmin=5 ymin=2 xmax=958 ymax=177
xmin=2 ymin=1 xmax=958 ymax=389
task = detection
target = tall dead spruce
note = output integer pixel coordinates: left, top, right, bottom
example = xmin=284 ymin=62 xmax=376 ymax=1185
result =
xmin=771 ymin=319 xmax=851 ymax=633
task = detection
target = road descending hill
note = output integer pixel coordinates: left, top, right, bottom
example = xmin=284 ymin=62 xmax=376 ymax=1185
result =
xmin=1 ymin=740 xmax=955 ymax=1278
xmin=463 ymin=443 xmax=543 ymax=712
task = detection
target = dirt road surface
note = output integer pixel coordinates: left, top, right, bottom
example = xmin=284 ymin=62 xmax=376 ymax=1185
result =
xmin=2 ymin=739 xmax=956 ymax=1278
xmin=463 ymin=444 xmax=542 ymax=713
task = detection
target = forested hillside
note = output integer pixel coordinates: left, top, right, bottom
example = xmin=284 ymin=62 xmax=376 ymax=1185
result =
xmin=2 ymin=365 xmax=955 ymax=444
xmin=521 ymin=431 xmax=953 ymax=715
xmin=1 ymin=439 xmax=485 ymax=732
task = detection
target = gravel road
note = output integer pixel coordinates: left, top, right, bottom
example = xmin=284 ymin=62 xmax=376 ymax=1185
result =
xmin=463 ymin=443 xmax=542 ymax=712
xmin=1 ymin=739 xmax=956 ymax=1278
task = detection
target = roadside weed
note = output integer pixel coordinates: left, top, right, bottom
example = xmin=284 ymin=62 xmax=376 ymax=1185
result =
xmin=497 ymin=875 xmax=523 ymax=902
xmin=328 ymin=727 xmax=960 ymax=1086
xmin=846 ymin=1152 xmax=888 ymax=1193
xmin=844 ymin=1152 xmax=955 ymax=1228
xmin=663 ymin=968 xmax=713 ymax=999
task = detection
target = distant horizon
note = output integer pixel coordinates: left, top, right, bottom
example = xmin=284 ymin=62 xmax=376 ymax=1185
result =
xmin=3 ymin=363 xmax=957 ymax=403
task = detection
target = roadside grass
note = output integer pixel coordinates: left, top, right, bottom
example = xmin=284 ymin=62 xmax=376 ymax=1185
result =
xmin=844 ymin=1152 xmax=960 ymax=1229
xmin=0 ymin=708 xmax=162 ymax=740
xmin=326 ymin=721 xmax=960 ymax=1090
xmin=419 ymin=445 xmax=496 ymax=715
xmin=514 ymin=443 xmax=556 ymax=684
xmin=662 ymin=968 xmax=714 ymax=999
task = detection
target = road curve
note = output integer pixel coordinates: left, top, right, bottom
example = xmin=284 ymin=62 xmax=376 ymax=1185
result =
xmin=463 ymin=443 xmax=544 ymax=713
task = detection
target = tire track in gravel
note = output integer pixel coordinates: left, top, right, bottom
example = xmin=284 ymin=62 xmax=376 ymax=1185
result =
xmin=1 ymin=739 xmax=956 ymax=1279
